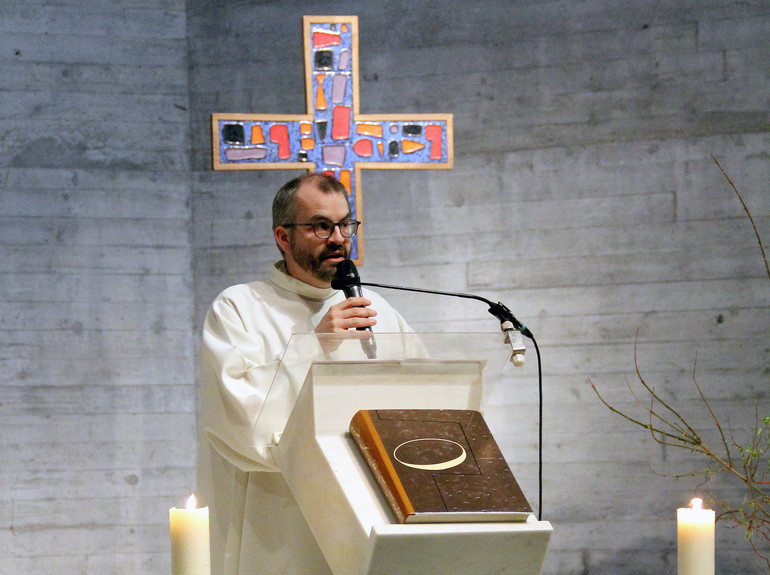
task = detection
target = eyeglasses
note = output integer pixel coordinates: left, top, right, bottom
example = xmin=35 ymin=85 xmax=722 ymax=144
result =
xmin=283 ymin=218 xmax=360 ymax=239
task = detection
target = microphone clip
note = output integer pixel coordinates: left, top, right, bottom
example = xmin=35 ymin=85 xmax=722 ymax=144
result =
xmin=501 ymin=320 xmax=527 ymax=367
xmin=487 ymin=302 xmax=530 ymax=367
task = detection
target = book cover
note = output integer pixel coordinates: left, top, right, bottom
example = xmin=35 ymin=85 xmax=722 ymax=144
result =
xmin=349 ymin=409 xmax=532 ymax=524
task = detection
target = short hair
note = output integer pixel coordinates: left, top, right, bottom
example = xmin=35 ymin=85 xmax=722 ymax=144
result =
xmin=272 ymin=173 xmax=349 ymax=231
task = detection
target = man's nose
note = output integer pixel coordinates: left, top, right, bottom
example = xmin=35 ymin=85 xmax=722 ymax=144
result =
xmin=328 ymin=223 xmax=346 ymax=242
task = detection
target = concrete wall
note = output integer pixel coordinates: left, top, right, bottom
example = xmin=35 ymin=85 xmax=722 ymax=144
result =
xmin=0 ymin=1 xmax=195 ymax=574
xmin=1 ymin=0 xmax=768 ymax=574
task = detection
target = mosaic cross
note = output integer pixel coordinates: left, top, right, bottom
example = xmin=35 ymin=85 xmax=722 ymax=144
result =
xmin=211 ymin=15 xmax=453 ymax=263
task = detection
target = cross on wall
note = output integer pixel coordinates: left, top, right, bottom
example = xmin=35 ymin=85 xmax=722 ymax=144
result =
xmin=211 ymin=15 xmax=454 ymax=263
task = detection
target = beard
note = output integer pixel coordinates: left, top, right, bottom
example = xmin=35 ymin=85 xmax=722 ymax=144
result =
xmin=289 ymin=237 xmax=349 ymax=283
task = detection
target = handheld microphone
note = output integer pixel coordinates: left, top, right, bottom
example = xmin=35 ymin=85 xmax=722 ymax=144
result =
xmin=333 ymin=259 xmax=377 ymax=358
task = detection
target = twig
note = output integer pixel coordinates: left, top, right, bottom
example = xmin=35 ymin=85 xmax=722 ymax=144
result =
xmin=690 ymin=351 xmax=733 ymax=468
xmin=712 ymin=155 xmax=770 ymax=282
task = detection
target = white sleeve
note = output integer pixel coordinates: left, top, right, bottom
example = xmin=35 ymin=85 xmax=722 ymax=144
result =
xmin=200 ymin=295 xmax=282 ymax=472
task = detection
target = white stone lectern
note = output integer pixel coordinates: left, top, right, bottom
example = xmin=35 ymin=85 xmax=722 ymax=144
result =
xmin=262 ymin=332 xmax=551 ymax=575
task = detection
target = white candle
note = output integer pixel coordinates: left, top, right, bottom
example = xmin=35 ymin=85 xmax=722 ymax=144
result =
xmin=169 ymin=494 xmax=210 ymax=575
xmin=677 ymin=497 xmax=715 ymax=575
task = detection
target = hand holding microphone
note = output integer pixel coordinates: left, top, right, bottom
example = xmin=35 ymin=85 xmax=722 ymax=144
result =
xmin=313 ymin=295 xmax=377 ymax=333
xmin=320 ymin=259 xmax=377 ymax=358
xmin=333 ymin=259 xmax=373 ymax=329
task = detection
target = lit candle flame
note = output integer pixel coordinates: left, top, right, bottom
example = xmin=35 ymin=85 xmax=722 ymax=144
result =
xmin=690 ymin=497 xmax=703 ymax=510
xmin=185 ymin=493 xmax=197 ymax=510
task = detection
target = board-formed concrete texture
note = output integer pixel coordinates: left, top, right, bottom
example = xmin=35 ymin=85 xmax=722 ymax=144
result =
xmin=1 ymin=2 xmax=768 ymax=574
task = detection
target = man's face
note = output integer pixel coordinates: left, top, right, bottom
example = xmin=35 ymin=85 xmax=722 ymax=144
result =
xmin=276 ymin=180 xmax=351 ymax=287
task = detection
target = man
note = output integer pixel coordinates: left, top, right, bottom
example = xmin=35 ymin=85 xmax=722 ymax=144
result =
xmin=198 ymin=173 xmax=412 ymax=575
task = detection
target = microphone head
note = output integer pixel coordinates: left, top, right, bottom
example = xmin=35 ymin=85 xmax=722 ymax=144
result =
xmin=332 ymin=259 xmax=360 ymax=289
xmin=335 ymin=259 xmax=359 ymax=280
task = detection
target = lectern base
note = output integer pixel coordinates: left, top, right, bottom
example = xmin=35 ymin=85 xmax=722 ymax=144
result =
xmin=367 ymin=518 xmax=550 ymax=575
xmin=275 ymin=358 xmax=552 ymax=575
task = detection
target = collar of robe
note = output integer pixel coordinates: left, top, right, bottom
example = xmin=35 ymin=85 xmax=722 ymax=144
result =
xmin=269 ymin=261 xmax=338 ymax=302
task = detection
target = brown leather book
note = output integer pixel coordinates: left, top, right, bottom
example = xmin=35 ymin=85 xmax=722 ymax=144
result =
xmin=349 ymin=409 xmax=532 ymax=524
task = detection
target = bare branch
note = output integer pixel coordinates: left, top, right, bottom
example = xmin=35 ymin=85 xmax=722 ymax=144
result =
xmin=712 ymin=155 xmax=770 ymax=282
xmin=691 ymin=351 xmax=733 ymax=468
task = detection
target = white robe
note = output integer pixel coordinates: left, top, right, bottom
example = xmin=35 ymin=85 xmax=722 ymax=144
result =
xmin=198 ymin=262 xmax=412 ymax=575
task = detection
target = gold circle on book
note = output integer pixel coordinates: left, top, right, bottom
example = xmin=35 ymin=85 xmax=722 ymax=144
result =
xmin=392 ymin=438 xmax=467 ymax=471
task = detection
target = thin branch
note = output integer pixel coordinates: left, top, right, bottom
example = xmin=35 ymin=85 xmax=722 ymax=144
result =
xmin=624 ymin=374 xmax=692 ymax=441
xmin=632 ymin=337 xmax=702 ymax=442
xmin=690 ymin=351 xmax=733 ymax=468
xmin=712 ymin=155 xmax=770 ymax=282
xmin=589 ymin=378 xmax=692 ymax=444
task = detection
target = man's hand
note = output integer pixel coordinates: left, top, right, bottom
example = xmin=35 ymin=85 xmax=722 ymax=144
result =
xmin=315 ymin=297 xmax=377 ymax=333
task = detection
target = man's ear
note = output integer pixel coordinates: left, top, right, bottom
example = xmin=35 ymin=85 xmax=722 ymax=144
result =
xmin=274 ymin=226 xmax=291 ymax=254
